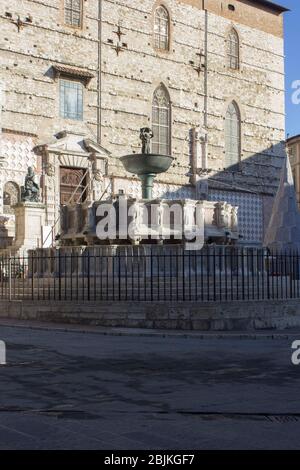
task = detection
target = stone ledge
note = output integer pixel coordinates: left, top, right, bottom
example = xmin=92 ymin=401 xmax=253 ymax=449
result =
xmin=0 ymin=299 xmax=300 ymax=331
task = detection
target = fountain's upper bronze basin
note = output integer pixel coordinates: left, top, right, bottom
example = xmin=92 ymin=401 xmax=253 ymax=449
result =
xmin=120 ymin=153 xmax=174 ymax=176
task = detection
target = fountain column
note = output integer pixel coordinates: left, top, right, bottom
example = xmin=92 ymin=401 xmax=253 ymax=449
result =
xmin=140 ymin=174 xmax=155 ymax=199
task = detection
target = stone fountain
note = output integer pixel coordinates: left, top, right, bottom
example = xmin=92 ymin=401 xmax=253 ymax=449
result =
xmin=120 ymin=128 xmax=174 ymax=199
xmin=58 ymin=128 xmax=240 ymax=246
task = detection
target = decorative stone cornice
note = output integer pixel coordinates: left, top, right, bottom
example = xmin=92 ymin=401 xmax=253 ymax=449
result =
xmin=34 ymin=131 xmax=110 ymax=160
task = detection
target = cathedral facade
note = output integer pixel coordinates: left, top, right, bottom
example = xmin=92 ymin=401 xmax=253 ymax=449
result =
xmin=0 ymin=0 xmax=288 ymax=247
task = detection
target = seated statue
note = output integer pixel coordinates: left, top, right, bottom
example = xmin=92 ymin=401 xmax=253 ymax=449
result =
xmin=21 ymin=167 xmax=40 ymax=203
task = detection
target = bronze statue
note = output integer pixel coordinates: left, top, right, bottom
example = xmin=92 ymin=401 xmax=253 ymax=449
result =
xmin=21 ymin=167 xmax=40 ymax=203
xmin=140 ymin=127 xmax=154 ymax=154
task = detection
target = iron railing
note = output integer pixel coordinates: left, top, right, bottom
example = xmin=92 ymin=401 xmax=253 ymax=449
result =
xmin=0 ymin=246 xmax=299 ymax=302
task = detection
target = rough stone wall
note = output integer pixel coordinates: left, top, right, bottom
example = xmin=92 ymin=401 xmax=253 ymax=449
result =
xmin=0 ymin=0 xmax=287 ymax=245
xmin=0 ymin=0 xmax=99 ymax=140
xmin=1 ymin=299 xmax=300 ymax=331
xmin=100 ymin=0 xmax=286 ymax=193
xmin=0 ymin=0 xmax=99 ymax=238
xmin=101 ymin=0 xmax=204 ymax=185
xmin=205 ymin=5 xmax=286 ymax=230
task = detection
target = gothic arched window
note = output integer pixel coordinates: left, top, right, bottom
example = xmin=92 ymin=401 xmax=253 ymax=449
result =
xmin=152 ymin=85 xmax=171 ymax=155
xmin=225 ymin=101 xmax=241 ymax=169
xmin=3 ymin=182 xmax=20 ymax=214
xmin=227 ymin=28 xmax=239 ymax=70
xmin=154 ymin=6 xmax=170 ymax=51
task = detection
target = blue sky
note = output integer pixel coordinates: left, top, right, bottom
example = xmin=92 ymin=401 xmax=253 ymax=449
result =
xmin=282 ymin=0 xmax=300 ymax=137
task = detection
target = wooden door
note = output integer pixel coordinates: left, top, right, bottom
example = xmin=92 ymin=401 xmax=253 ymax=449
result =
xmin=60 ymin=167 xmax=87 ymax=205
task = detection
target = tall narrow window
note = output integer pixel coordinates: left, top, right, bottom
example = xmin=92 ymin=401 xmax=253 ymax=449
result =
xmin=225 ymin=101 xmax=241 ymax=169
xmin=65 ymin=0 xmax=82 ymax=28
xmin=60 ymin=79 xmax=83 ymax=120
xmin=152 ymin=85 xmax=171 ymax=155
xmin=227 ymin=29 xmax=239 ymax=69
xmin=154 ymin=6 xmax=170 ymax=51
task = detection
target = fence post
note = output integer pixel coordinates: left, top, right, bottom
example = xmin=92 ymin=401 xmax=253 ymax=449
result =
xmin=241 ymin=247 xmax=245 ymax=301
xmin=31 ymin=253 xmax=34 ymax=301
xmin=58 ymin=249 xmax=62 ymax=301
xmin=8 ymin=252 xmax=12 ymax=302
xmin=87 ymin=250 xmax=90 ymax=301
xmin=266 ymin=250 xmax=270 ymax=300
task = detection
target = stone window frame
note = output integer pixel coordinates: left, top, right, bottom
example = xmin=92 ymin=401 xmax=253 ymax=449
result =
xmin=151 ymin=83 xmax=172 ymax=156
xmin=61 ymin=0 xmax=85 ymax=31
xmin=224 ymin=99 xmax=242 ymax=171
xmin=152 ymin=1 xmax=173 ymax=55
xmin=225 ymin=26 xmax=241 ymax=71
xmin=52 ymin=66 xmax=94 ymax=123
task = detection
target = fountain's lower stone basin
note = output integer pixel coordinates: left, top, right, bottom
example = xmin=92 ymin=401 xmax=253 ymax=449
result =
xmin=59 ymin=195 xmax=239 ymax=246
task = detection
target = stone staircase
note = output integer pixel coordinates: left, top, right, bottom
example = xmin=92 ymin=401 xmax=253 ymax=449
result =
xmin=1 ymin=275 xmax=299 ymax=302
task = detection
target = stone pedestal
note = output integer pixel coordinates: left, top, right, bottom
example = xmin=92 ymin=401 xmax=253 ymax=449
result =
xmin=13 ymin=202 xmax=46 ymax=252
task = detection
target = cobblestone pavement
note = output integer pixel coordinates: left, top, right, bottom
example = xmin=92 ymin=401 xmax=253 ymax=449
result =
xmin=0 ymin=323 xmax=300 ymax=449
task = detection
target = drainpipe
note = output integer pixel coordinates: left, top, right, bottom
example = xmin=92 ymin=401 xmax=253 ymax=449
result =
xmin=192 ymin=0 xmax=209 ymax=199
xmin=97 ymin=0 xmax=102 ymax=144
xmin=202 ymin=1 xmax=209 ymax=193
xmin=203 ymin=1 xmax=208 ymax=131
xmin=191 ymin=1 xmax=209 ymax=189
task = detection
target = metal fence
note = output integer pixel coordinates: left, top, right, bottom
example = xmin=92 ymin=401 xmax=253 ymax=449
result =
xmin=0 ymin=246 xmax=299 ymax=302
